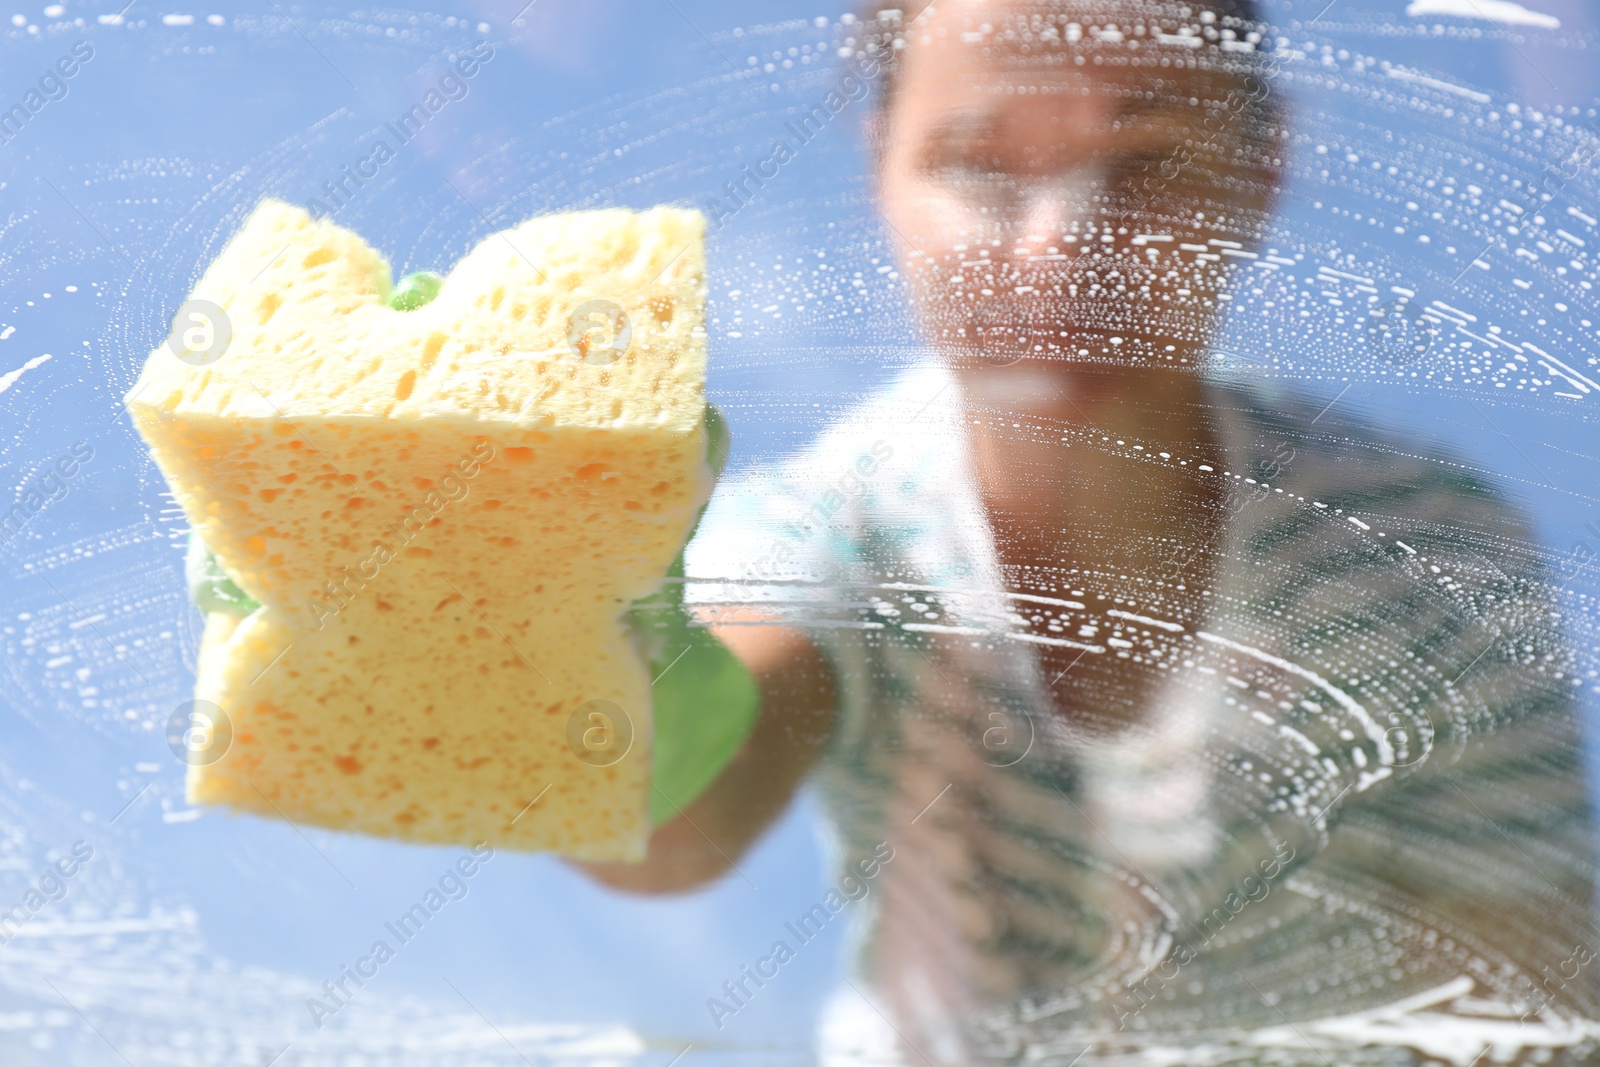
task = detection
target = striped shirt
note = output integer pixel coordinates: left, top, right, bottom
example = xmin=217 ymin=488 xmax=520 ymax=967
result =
xmin=686 ymin=362 xmax=1598 ymax=1063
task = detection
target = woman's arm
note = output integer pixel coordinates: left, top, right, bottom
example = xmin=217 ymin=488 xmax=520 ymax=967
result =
xmin=576 ymin=611 xmax=837 ymax=893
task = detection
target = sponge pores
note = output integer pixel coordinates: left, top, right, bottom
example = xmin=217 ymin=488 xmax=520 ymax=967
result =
xmin=129 ymin=199 xmax=709 ymax=860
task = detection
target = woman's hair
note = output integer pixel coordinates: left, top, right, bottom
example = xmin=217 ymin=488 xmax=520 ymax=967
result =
xmin=857 ymin=0 xmax=1270 ymax=116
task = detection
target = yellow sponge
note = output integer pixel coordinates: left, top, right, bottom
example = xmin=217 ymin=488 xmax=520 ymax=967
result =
xmin=130 ymin=199 xmax=708 ymax=860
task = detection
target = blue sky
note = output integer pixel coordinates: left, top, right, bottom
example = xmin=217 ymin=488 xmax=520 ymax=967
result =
xmin=0 ymin=0 xmax=1597 ymax=1060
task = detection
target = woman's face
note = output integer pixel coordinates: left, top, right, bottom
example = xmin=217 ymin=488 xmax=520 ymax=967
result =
xmin=876 ymin=1 xmax=1279 ymax=370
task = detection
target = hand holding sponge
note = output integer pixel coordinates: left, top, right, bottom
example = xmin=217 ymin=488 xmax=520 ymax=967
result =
xmin=130 ymin=200 xmax=757 ymax=861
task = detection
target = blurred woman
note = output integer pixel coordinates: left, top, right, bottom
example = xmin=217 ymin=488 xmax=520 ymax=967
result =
xmin=585 ymin=2 xmax=1599 ymax=1062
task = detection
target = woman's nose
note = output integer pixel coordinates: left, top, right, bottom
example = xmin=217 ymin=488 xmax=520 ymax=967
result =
xmin=1003 ymin=167 xmax=1110 ymax=259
